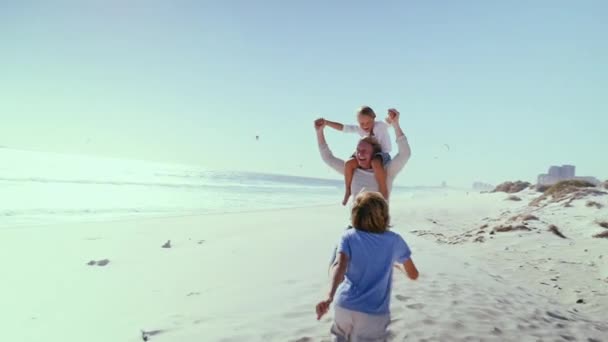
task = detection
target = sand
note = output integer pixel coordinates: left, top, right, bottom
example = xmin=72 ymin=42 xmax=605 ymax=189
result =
xmin=1 ymin=191 xmax=607 ymax=341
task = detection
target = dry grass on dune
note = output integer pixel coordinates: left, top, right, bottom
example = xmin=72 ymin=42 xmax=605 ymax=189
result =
xmin=530 ymin=180 xmax=605 ymax=207
xmin=492 ymin=181 xmax=531 ymax=194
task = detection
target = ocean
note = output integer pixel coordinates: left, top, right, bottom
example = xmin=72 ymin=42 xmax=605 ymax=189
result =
xmin=0 ymin=147 xmax=430 ymax=228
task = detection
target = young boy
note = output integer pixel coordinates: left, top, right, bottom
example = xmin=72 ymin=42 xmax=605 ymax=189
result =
xmin=322 ymin=106 xmax=398 ymax=205
xmin=316 ymin=191 xmax=419 ymax=341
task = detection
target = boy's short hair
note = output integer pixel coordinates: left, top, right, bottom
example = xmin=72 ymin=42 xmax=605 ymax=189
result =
xmin=359 ymin=136 xmax=382 ymax=155
xmin=357 ymin=106 xmax=376 ymax=118
xmin=351 ymin=192 xmax=390 ymax=233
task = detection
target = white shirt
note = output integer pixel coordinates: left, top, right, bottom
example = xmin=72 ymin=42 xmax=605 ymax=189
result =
xmin=343 ymin=121 xmax=392 ymax=154
xmin=318 ymin=135 xmax=411 ymax=201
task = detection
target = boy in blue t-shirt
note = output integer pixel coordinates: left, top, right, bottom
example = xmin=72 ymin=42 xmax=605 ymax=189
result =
xmin=316 ymin=191 xmax=419 ymax=341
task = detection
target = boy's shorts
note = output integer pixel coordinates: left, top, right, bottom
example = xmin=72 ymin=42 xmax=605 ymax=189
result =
xmin=331 ymin=306 xmax=390 ymax=342
xmin=349 ymin=152 xmax=392 ymax=166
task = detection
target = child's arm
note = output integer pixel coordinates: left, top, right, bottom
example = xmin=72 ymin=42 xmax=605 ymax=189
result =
xmin=323 ymin=119 xmax=359 ymax=134
xmin=371 ymin=158 xmax=389 ymax=200
xmin=403 ymin=258 xmax=419 ymax=280
xmin=394 ymin=234 xmax=418 ymax=280
xmin=320 ymin=117 xmax=359 ymax=134
xmin=316 ymin=252 xmax=348 ymax=320
xmin=324 ymin=119 xmax=345 ymax=131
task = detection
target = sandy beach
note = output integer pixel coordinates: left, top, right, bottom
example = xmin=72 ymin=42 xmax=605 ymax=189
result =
xmin=2 ymin=189 xmax=607 ymax=342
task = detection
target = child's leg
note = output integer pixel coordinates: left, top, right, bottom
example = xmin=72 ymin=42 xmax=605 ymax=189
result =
xmin=371 ymin=156 xmax=389 ymax=200
xmin=343 ymin=158 xmax=358 ymax=206
xmin=350 ymin=309 xmax=390 ymax=341
xmin=330 ymin=306 xmax=354 ymax=342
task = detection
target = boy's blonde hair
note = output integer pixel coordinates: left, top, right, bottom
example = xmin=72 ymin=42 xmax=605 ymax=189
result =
xmin=357 ymin=106 xmax=376 ymax=118
xmin=351 ymin=191 xmax=390 ymax=233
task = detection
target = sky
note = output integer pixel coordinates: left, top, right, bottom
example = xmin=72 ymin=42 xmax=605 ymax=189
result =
xmin=1 ymin=1 xmax=606 ymax=187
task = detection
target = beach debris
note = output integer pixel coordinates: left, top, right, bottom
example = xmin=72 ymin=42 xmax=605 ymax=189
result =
xmin=546 ymin=311 xmax=569 ymax=321
xmin=162 ymin=240 xmax=171 ymax=248
xmin=586 ymin=200 xmax=603 ymax=209
xmin=87 ymin=259 xmax=110 ymax=266
xmin=474 ymin=236 xmax=485 ymax=243
xmin=593 ymin=231 xmax=608 ymax=239
xmin=494 ymin=225 xmax=531 ymax=233
xmin=576 ymin=299 xmax=585 ymax=304
xmin=97 ymin=259 xmax=110 ymax=266
xmin=548 ymin=225 xmax=567 ymax=239
xmin=506 ymin=195 xmax=522 ymax=201
xmin=141 ymin=329 xmax=166 ymax=341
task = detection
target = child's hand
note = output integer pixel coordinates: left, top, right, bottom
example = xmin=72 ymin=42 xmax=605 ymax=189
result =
xmin=314 ymin=118 xmax=326 ymax=131
xmin=387 ymin=108 xmax=400 ymax=125
xmin=315 ymin=298 xmax=332 ymax=320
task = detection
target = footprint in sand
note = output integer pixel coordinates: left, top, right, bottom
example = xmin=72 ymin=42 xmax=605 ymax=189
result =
xmin=406 ymin=303 xmax=425 ymax=310
xmin=422 ymin=318 xmax=436 ymax=325
xmin=395 ymin=294 xmax=410 ymax=302
xmin=292 ymin=338 xmax=313 ymax=342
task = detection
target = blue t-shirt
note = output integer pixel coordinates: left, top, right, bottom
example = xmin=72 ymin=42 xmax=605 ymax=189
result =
xmin=334 ymin=228 xmax=412 ymax=315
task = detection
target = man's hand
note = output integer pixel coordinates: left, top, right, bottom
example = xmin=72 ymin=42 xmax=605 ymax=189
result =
xmin=314 ymin=118 xmax=326 ymax=131
xmin=386 ymin=108 xmax=400 ymax=125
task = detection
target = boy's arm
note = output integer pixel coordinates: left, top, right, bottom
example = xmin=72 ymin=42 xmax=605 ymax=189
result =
xmin=403 ymin=258 xmax=419 ymax=280
xmin=328 ymin=252 xmax=348 ymax=299
xmin=394 ymin=232 xmax=417 ymax=280
xmin=316 ymin=122 xmax=346 ymax=175
xmin=316 ymin=252 xmax=348 ymax=320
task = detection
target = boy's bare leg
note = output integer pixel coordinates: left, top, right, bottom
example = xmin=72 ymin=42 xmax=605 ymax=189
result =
xmin=343 ymin=158 xmax=357 ymax=206
xmin=372 ymin=157 xmax=389 ymax=200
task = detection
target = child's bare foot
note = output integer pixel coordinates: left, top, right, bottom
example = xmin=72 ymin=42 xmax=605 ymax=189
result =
xmin=342 ymin=191 xmax=351 ymax=206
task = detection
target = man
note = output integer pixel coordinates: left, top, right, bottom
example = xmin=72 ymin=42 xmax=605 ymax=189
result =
xmin=314 ymin=108 xmax=411 ymax=204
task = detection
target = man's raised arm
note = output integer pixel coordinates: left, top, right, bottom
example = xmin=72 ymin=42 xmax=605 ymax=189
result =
xmin=386 ymin=110 xmax=411 ymax=177
xmin=315 ymin=118 xmax=346 ymax=175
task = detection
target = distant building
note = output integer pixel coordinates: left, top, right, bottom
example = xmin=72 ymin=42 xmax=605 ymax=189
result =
xmin=472 ymin=182 xmax=494 ymax=191
xmin=537 ymin=164 xmax=600 ymax=186
xmin=561 ymin=165 xmax=575 ymax=179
